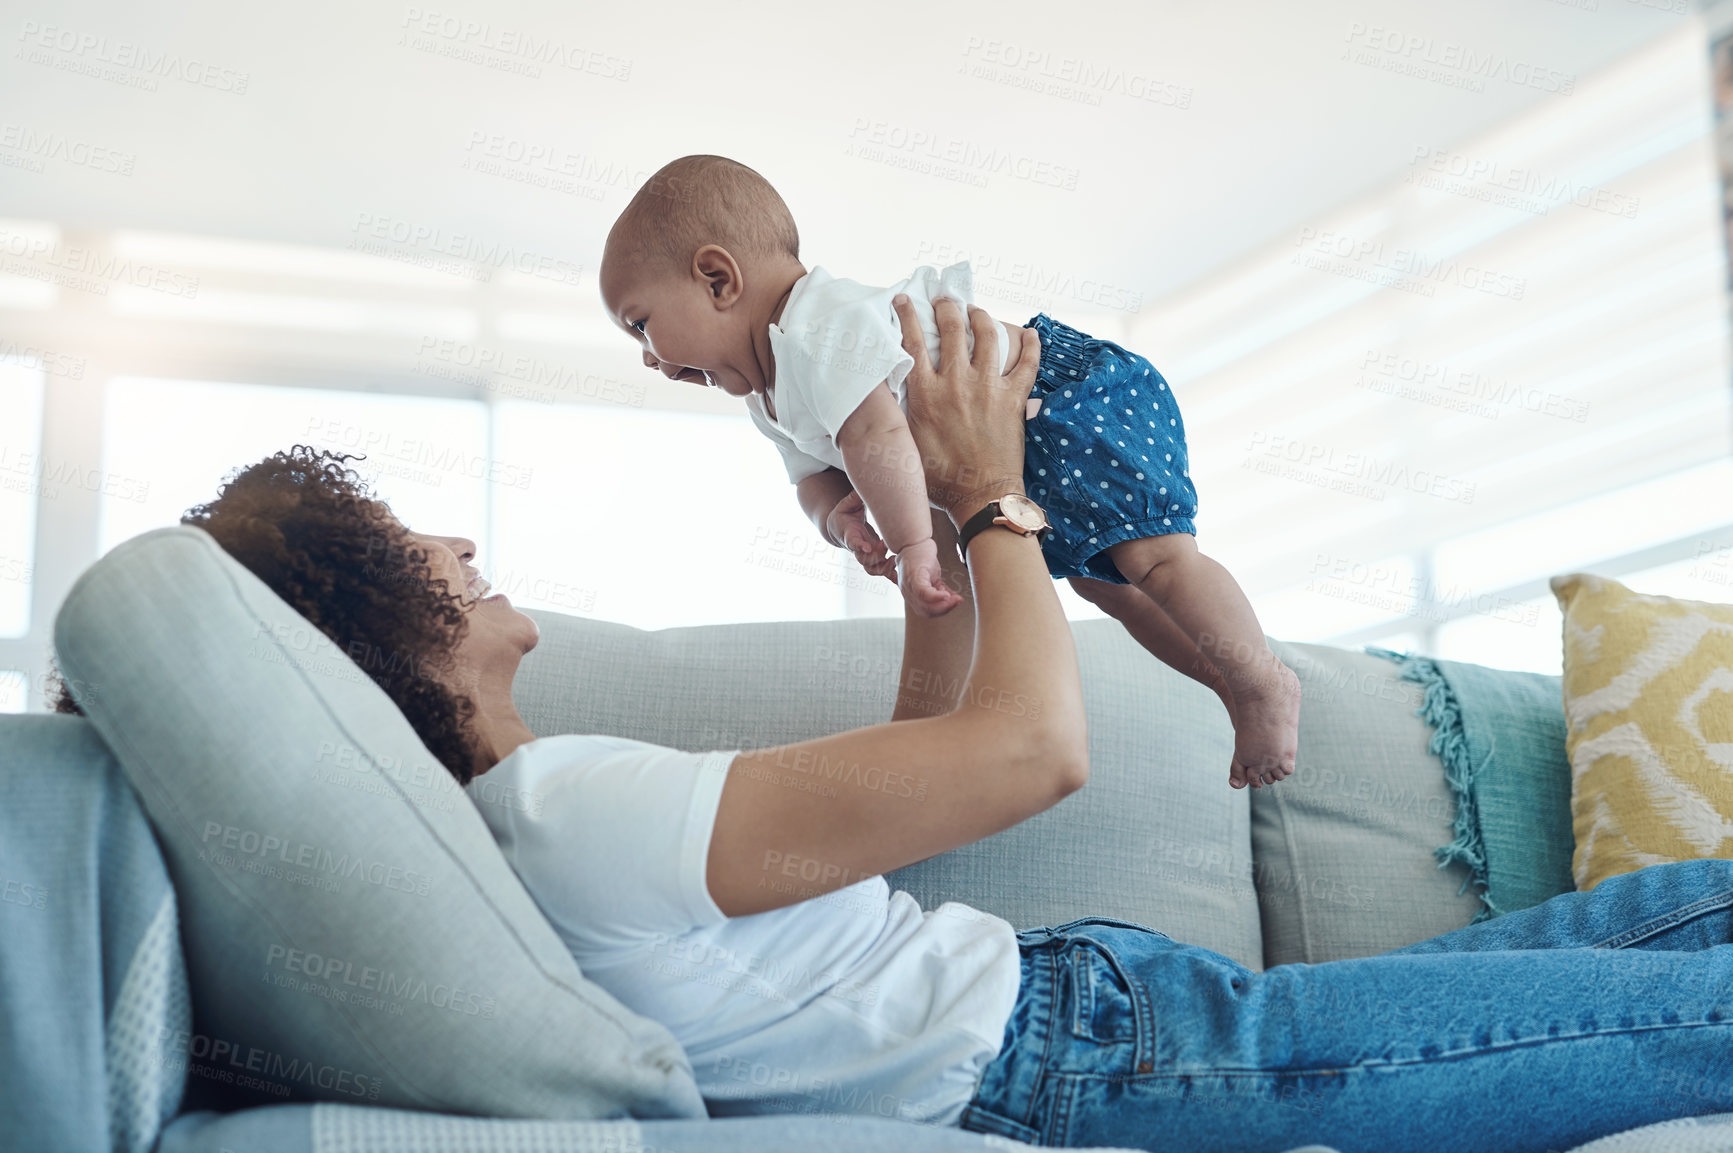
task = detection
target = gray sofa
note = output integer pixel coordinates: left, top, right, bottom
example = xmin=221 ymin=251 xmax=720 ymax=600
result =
xmin=1 ymin=525 xmax=1726 ymax=1153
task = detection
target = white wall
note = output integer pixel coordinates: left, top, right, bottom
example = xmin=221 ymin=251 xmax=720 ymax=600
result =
xmin=0 ymin=0 xmax=1690 ymax=317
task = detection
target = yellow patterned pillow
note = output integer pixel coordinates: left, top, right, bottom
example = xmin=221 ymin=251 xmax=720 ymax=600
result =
xmin=1550 ymin=573 xmax=1733 ymax=890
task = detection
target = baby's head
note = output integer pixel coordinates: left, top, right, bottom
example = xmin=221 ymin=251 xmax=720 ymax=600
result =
xmin=600 ymin=154 xmax=803 ymax=397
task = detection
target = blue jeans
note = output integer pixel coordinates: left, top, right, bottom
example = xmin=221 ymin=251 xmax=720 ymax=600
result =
xmin=958 ymin=858 xmax=1733 ymax=1152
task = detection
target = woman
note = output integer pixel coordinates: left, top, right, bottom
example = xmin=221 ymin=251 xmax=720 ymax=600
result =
xmin=60 ymin=298 xmax=1733 ymax=1152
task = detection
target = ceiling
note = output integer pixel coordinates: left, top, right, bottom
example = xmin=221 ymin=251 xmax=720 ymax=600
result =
xmin=0 ymin=0 xmax=1697 ymax=310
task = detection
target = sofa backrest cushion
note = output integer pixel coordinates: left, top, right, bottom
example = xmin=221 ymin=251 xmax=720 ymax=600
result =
xmin=52 ymin=526 xmax=706 ymax=1121
xmin=513 ymin=610 xmax=1264 ymax=969
xmin=1251 ymin=642 xmax=1483 ymax=965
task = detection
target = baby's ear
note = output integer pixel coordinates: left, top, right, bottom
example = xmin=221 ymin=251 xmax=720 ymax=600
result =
xmin=693 ymin=244 xmax=744 ymax=306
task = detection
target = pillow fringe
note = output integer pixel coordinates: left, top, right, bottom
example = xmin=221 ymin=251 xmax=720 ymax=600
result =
xmin=1367 ymin=647 xmax=1503 ymax=923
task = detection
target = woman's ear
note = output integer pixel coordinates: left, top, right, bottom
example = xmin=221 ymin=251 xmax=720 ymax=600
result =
xmin=692 ymin=244 xmax=744 ymax=309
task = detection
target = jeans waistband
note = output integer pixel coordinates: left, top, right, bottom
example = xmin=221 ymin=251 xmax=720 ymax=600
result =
xmin=959 ymin=944 xmax=1049 ymax=1144
xmin=962 ymin=918 xmax=1171 ymax=1142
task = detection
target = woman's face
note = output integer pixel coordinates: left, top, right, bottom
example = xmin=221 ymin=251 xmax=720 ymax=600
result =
xmin=403 ymin=529 xmax=540 ymax=667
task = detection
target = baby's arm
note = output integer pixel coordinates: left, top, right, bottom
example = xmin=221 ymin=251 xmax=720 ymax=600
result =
xmin=796 ymin=468 xmax=855 ymax=539
xmin=796 ymin=467 xmax=895 ymax=581
xmin=836 ymin=383 xmax=963 ymax=617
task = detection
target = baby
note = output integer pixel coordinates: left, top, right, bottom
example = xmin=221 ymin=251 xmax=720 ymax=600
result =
xmin=600 ymin=155 xmax=1299 ymax=787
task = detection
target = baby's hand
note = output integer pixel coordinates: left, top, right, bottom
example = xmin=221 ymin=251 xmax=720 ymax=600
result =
xmin=825 ymin=490 xmax=897 ymax=582
xmin=898 ymin=538 xmax=963 ymax=617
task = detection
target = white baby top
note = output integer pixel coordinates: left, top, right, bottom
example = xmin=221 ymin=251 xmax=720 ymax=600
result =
xmin=465 ymin=733 xmax=1022 ymax=1127
xmin=748 ymin=262 xmax=1017 ymax=483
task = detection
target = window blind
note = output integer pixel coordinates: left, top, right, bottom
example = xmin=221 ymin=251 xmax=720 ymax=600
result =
xmin=1124 ymin=22 xmax=1733 ymax=645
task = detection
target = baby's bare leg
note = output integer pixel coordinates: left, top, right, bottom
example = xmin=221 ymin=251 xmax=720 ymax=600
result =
xmin=1067 ymin=577 xmax=1235 ymax=714
xmin=1070 ymin=576 xmax=1273 ymax=789
xmin=1102 ymin=535 xmax=1300 ymax=787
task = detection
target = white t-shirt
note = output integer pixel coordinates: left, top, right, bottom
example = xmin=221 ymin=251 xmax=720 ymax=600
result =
xmin=464 ymin=733 xmax=1022 ymax=1127
xmin=748 ymin=262 xmax=1017 ymax=483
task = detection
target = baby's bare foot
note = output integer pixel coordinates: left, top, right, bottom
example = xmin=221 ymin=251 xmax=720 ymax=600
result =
xmin=1228 ymin=655 xmax=1301 ymax=789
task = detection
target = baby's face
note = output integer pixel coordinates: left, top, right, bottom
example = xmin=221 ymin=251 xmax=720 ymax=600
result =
xmin=600 ymin=259 xmax=757 ymax=398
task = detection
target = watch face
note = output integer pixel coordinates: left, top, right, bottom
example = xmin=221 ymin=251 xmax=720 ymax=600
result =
xmin=999 ymin=493 xmax=1047 ymax=531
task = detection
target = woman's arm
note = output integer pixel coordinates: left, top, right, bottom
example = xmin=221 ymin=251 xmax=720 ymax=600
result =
xmin=892 ymin=511 xmax=973 ymax=722
xmin=707 ymin=298 xmax=1086 ymax=917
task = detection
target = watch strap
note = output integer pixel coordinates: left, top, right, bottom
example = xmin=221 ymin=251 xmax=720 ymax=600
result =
xmin=955 ymin=501 xmax=1006 ymax=556
xmin=959 ymin=503 xmax=1050 ymax=555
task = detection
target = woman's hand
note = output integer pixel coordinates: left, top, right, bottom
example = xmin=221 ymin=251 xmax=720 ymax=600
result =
xmin=892 ymin=294 xmax=1041 ymax=528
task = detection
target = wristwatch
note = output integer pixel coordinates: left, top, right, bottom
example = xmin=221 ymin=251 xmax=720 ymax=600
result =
xmin=956 ymin=493 xmax=1054 ymax=555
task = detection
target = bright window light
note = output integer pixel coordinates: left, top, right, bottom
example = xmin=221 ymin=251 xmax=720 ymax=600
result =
xmin=1610 ymin=549 xmax=1733 ymax=606
xmin=1255 ymin=553 xmax=1420 ymax=642
xmin=111 ymin=230 xmax=476 ymax=288
xmin=1433 ymin=595 xmax=1562 ymax=676
xmin=0 ymin=221 xmax=63 ymax=309
xmin=491 ymin=403 xmax=861 ymax=629
xmin=0 ymin=669 xmax=25 ymax=712
xmin=0 ymin=276 xmax=57 ymax=310
xmin=1433 ymin=458 xmax=1733 ymax=597
xmin=1130 ymin=22 xmax=1733 ymax=675
xmin=100 ymin=378 xmax=490 ymax=556
xmin=496 ymin=312 xmax=621 ymax=347
xmin=1360 ymin=631 xmax=1427 ymax=658
xmin=1053 ymin=581 xmax=1108 ymax=623
xmin=0 ymin=357 xmax=43 ymax=637
xmin=106 ymin=287 xmax=477 ymax=339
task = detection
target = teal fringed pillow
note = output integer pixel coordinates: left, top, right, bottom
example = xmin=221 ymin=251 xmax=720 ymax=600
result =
xmin=1370 ymin=650 xmax=1575 ymax=919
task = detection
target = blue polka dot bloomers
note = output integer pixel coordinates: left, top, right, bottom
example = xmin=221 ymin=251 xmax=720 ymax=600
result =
xmin=1021 ymin=314 xmax=1198 ymax=585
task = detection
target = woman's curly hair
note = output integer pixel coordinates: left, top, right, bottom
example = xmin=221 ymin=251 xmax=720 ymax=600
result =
xmin=51 ymin=446 xmax=484 ymax=783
